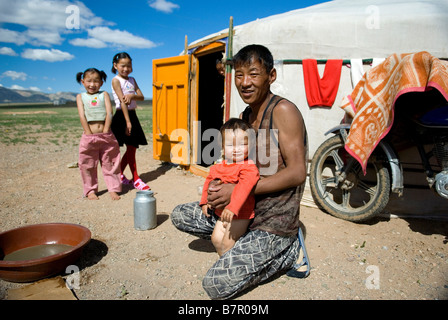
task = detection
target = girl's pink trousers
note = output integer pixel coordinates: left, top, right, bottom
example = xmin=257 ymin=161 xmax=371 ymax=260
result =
xmin=79 ymin=132 xmax=122 ymax=196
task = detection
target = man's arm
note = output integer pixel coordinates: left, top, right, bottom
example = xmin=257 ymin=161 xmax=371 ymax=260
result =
xmin=254 ymin=100 xmax=307 ymax=195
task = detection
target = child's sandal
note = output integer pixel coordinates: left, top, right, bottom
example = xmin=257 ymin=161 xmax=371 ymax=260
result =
xmin=134 ymin=178 xmax=150 ymax=190
xmin=121 ymin=174 xmax=133 ymax=185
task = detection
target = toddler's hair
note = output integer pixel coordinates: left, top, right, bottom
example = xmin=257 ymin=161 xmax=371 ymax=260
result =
xmin=220 ymin=118 xmax=252 ymax=138
xmin=111 ymin=52 xmax=132 ymax=73
xmin=76 ymin=68 xmax=107 ymax=84
xmin=220 ymin=118 xmax=254 ymax=161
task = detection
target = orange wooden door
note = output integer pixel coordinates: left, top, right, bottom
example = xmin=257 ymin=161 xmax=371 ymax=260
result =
xmin=152 ymin=55 xmax=190 ymax=165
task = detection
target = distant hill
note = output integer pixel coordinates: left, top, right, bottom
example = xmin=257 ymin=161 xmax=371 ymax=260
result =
xmin=0 ymin=86 xmax=77 ymax=105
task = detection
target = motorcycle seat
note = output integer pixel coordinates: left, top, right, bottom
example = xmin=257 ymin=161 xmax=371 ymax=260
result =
xmin=418 ymin=105 xmax=448 ymax=127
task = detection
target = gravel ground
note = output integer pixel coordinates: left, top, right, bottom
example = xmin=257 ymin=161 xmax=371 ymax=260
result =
xmin=0 ymin=141 xmax=447 ymax=301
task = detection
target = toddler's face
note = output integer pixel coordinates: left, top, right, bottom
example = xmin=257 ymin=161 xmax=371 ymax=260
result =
xmin=222 ymin=129 xmax=249 ymax=163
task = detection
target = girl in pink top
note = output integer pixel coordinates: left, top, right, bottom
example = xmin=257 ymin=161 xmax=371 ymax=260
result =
xmin=110 ymin=52 xmax=150 ymax=191
xmin=200 ymin=118 xmax=259 ymax=256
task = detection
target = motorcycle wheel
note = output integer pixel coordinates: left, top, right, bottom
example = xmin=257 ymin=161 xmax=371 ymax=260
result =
xmin=309 ymin=135 xmax=390 ymax=222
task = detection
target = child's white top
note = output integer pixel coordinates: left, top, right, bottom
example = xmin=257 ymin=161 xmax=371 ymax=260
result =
xmin=112 ymin=75 xmax=137 ymax=110
xmin=81 ymin=91 xmax=107 ymax=122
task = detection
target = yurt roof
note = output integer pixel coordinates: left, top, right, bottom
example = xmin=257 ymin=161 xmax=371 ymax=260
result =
xmin=189 ymin=0 xmax=448 ymax=59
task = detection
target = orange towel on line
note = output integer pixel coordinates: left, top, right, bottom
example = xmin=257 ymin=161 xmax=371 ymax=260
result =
xmin=340 ymin=51 xmax=448 ymax=173
xmin=303 ymin=59 xmax=343 ymax=108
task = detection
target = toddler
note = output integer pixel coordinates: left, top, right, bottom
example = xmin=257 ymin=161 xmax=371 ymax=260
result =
xmin=200 ymin=118 xmax=259 ymax=256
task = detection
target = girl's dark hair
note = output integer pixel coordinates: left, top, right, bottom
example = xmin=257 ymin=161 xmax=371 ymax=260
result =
xmin=111 ymin=52 xmax=132 ymax=73
xmin=232 ymin=44 xmax=274 ymax=73
xmin=76 ymin=68 xmax=107 ymax=84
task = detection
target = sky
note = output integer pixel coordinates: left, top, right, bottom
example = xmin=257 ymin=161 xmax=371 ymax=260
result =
xmin=0 ymin=0 xmax=329 ymax=99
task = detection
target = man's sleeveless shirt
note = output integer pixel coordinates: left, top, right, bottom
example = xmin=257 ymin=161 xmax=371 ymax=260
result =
xmin=242 ymin=95 xmax=308 ymax=237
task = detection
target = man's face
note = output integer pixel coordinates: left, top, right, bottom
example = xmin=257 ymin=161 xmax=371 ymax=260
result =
xmin=234 ymin=59 xmax=276 ymax=106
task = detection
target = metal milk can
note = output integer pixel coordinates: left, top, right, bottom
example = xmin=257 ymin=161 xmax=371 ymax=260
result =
xmin=133 ymin=190 xmax=157 ymax=230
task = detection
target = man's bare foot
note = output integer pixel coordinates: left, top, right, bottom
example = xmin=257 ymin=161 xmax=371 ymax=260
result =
xmin=87 ymin=192 xmax=99 ymax=200
xmin=109 ymin=192 xmax=121 ymax=200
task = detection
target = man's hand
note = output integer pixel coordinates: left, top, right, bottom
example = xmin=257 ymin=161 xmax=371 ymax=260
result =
xmin=207 ymin=179 xmax=235 ymax=210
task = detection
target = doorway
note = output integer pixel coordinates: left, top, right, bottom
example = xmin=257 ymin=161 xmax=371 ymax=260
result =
xmin=195 ymin=50 xmax=225 ymax=167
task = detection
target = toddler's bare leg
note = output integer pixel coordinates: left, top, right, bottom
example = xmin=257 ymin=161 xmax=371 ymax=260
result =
xmin=220 ymin=219 xmax=251 ymax=256
xmin=211 ymin=220 xmax=226 ymax=256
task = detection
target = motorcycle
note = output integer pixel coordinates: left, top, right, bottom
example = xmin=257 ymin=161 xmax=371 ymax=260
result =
xmin=309 ymin=90 xmax=448 ymax=222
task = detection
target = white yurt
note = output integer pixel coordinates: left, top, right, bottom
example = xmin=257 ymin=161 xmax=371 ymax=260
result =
xmin=153 ymin=0 xmax=448 ymax=218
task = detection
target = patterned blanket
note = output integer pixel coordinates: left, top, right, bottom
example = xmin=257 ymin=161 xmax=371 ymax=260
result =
xmin=340 ymin=51 xmax=448 ymax=173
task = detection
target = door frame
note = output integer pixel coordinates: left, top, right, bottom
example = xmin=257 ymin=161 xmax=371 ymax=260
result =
xmin=151 ymin=41 xmax=227 ymax=177
xmin=189 ymin=42 xmax=226 ymax=177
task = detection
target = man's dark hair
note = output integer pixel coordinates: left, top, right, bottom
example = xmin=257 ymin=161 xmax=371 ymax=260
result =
xmin=232 ymin=44 xmax=274 ymax=73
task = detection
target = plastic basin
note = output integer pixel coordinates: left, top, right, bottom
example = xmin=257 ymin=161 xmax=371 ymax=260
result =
xmin=0 ymin=223 xmax=91 ymax=283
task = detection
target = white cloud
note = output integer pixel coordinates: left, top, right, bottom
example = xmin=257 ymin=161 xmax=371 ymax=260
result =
xmin=0 ymin=1 xmax=158 ymax=50
xmin=0 ymin=0 xmax=108 ymax=31
xmin=2 ymin=71 xmax=28 ymax=81
xmin=21 ymin=48 xmax=75 ymax=62
xmin=0 ymin=27 xmax=63 ymax=47
xmin=0 ymin=28 xmax=28 ymax=45
xmin=148 ymin=0 xmax=179 ymax=13
xmin=10 ymin=84 xmax=26 ymax=90
xmin=25 ymin=29 xmax=64 ymax=46
xmin=0 ymin=0 xmax=111 ymax=47
xmin=5 ymin=84 xmax=44 ymax=91
xmin=0 ymin=47 xmax=18 ymax=56
xmin=85 ymin=27 xmax=157 ymax=49
xmin=69 ymin=37 xmax=107 ymax=48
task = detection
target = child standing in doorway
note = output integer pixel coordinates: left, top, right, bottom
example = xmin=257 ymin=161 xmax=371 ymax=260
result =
xmin=110 ymin=52 xmax=150 ymax=191
xmin=76 ymin=68 xmax=122 ymax=200
xmin=200 ymin=118 xmax=259 ymax=256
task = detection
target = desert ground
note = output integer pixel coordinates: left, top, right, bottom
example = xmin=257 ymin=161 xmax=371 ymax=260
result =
xmin=0 ymin=131 xmax=447 ymax=302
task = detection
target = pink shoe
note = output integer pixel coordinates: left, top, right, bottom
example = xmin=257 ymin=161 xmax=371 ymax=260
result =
xmin=121 ymin=174 xmax=133 ymax=185
xmin=134 ymin=178 xmax=150 ymax=190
